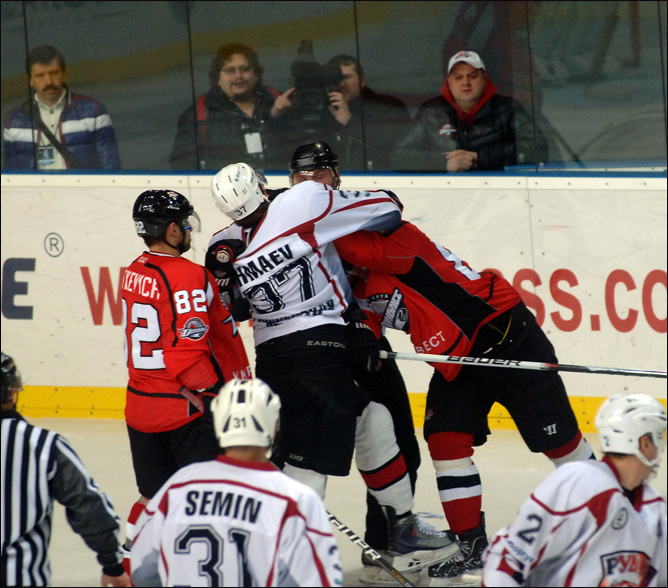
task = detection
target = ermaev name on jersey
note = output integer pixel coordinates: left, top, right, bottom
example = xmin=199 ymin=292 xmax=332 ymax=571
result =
xmin=236 ymin=245 xmax=294 ymax=286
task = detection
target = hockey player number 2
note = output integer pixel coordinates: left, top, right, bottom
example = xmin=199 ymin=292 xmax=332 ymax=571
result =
xmin=122 ymin=300 xmax=165 ymax=370
xmin=175 ymin=525 xmax=252 ymax=586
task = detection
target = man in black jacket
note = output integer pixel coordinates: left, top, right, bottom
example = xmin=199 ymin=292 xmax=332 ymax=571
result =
xmin=169 ymin=43 xmax=283 ymax=171
xmin=397 ymin=50 xmax=548 ymax=171
xmin=270 ymin=55 xmax=410 ymax=171
xmin=325 ymin=55 xmax=411 ymax=171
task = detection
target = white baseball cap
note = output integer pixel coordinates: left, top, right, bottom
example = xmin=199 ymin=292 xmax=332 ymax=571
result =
xmin=447 ymin=51 xmax=486 ymax=75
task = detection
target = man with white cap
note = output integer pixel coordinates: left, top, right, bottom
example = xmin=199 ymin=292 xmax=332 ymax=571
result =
xmin=397 ymin=50 xmax=548 ymax=172
xmin=483 ymin=394 xmax=667 ymax=587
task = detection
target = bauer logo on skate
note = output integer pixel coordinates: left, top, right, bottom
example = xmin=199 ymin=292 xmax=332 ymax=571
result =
xmin=178 ymin=317 xmax=209 ymax=340
xmin=599 ymin=551 xmax=654 ymax=586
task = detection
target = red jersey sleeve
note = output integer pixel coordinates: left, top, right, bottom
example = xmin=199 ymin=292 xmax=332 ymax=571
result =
xmin=335 ymin=223 xmax=416 ymax=274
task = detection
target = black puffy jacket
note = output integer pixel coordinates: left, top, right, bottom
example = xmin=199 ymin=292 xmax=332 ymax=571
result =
xmin=396 ymin=93 xmax=548 ymax=171
xmin=169 ymin=85 xmax=284 ymax=171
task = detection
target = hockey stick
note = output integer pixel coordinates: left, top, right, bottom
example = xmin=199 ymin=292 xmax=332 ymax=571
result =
xmin=327 ymin=512 xmax=416 ymax=587
xmin=379 ymin=351 xmax=667 ymax=379
xmin=178 ymin=386 xmax=204 ymax=412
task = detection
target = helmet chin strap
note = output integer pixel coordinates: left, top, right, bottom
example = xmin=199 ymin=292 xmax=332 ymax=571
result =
xmin=161 ymin=228 xmax=189 ymax=254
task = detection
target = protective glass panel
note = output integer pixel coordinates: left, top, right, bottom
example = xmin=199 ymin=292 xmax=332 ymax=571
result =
xmin=529 ymin=1 xmax=667 ymax=170
xmin=182 ymin=1 xmax=357 ymax=173
xmin=3 ymin=1 xmax=192 ymax=171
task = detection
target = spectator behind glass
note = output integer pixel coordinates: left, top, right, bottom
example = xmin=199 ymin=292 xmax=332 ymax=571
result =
xmin=396 ymin=51 xmax=548 ymax=172
xmin=3 ymin=45 xmax=121 ymax=170
xmin=170 ymin=43 xmax=282 ymax=171
xmin=325 ymin=55 xmax=410 ymax=171
xmin=270 ymin=52 xmax=410 ymax=170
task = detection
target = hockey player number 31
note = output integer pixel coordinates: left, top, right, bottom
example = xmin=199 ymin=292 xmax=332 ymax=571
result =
xmin=175 ymin=525 xmax=252 ymax=585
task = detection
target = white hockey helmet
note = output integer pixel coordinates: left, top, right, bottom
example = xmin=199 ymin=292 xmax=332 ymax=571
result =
xmin=211 ymin=378 xmax=281 ymax=450
xmin=596 ymin=394 xmax=667 ymax=472
xmin=211 ymin=163 xmax=268 ymax=221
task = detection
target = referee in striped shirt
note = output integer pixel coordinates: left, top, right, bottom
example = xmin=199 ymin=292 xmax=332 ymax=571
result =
xmin=1 ymin=352 xmax=130 ymax=587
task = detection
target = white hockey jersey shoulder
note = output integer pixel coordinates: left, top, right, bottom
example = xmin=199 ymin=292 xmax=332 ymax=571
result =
xmin=209 ymin=181 xmax=402 ymax=344
xmin=483 ymin=459 xmax=667 ymax=587
xmin=131 ymin=455 xmax=342 ymax=587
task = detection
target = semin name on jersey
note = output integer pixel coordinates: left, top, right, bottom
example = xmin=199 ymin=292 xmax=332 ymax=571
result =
xmin=185 ymin=489 xmax=262 ymax=523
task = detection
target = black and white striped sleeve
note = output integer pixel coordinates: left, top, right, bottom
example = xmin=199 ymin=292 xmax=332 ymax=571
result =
xmin=48 ymin=434 xmax=125 ymax=572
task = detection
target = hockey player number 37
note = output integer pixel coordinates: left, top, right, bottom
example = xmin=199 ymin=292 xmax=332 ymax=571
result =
xmin=175 ymin=525 xmax=252 ymax=585
xmin=245 ymin=258 xmax=315 ymax=315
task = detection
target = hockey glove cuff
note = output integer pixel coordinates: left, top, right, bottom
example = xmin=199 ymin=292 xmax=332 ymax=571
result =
xmin=347 ymin=321 xmax=382 ymax=373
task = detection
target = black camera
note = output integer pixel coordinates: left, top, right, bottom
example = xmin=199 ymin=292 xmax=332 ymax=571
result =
xmin=289 ymin=40 xmax=344 ymax=132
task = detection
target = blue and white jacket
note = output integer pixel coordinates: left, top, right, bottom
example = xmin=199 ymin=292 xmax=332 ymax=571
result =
xmin=3 ymin=88 xmax=121 ymax=169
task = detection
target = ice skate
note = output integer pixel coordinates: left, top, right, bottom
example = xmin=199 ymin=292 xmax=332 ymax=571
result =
xmin=428 ymin=513 xmax=487 ymax=587
xmin=362 ymin=509 xmax=460 ymax=579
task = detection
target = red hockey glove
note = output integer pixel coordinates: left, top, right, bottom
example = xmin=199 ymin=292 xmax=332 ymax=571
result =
xmin=205 ymin=239 xmax=246 ymax=291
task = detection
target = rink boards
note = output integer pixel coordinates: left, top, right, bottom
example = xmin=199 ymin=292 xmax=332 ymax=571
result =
xmin=1 ymin=173 xmax=666 ymax=430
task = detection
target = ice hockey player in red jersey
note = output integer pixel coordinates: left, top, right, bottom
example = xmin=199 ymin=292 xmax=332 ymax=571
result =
xmin=483 ymin=394 xmax=667 ymax=587
xmin=207 ymin=162 xmax=460 ymax=578
xmin=121 ymin=190 xmax=251 ymax=574
xmin=131 ymin=378 xmax=343 ymax=587
xmin=335 ymin=221 xmax=595 ymax=584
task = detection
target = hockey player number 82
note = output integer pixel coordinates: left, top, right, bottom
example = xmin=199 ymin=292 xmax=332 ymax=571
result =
xmin=123 ymin=289 xmax=208 ymax=370
xmin=175 ymin=525 xmax=252 ymax=586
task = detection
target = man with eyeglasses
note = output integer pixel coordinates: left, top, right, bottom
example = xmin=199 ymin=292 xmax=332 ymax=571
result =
xmin=170 ymin=43 xmax=283 ymax=171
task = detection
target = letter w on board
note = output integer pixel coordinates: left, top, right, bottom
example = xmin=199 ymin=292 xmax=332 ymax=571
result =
xmin=80 ymin=267 xmax=127 ymax=325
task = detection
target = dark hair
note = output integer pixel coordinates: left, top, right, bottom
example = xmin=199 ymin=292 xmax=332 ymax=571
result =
xmin=26 ymin=45 xmax=66 ymax=75
xmin=208 ymin=43 xmax=263 ymax=87
xmin=326 ymin=54 xmax=364 ymax=78
xmin=142 ymin=236 xmax=163 ymax=248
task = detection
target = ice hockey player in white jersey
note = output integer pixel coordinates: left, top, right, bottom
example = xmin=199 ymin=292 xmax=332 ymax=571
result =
xmin=206 ymin=163 xmax=459 ymax=579
xmin=483 ymin=393 xmax=667 ymax=587
xmin=130 ymin=378 xmax=343 ymax=587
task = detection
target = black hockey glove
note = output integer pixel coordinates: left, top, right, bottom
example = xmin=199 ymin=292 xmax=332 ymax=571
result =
xmin=197 ymin=386 xmax=220 ymax=435
xmin=347 ymin=321 xmax=382 ymax=373
xmin=205 ymin=239 xmax=246 ymax=292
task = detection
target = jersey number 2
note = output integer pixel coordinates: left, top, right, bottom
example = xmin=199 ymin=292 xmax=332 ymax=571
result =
xmin=123 ymin=300 xmax=164 ymax=370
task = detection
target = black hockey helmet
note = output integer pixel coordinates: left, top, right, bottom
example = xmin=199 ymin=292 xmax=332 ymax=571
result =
xmin=289 ymin=141 xmax=340 ymax=175
xmin=132 ymin=190 xmax=201 ymax=238
xmin=1 ymin=352 xmax=22 ymax=406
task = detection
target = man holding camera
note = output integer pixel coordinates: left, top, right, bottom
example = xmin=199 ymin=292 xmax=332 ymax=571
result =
xmin=271 ymin=47 xmax=409 ymax=171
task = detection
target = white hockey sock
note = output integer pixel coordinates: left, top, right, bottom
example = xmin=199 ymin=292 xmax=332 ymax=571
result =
xmin=283 ymin=463 xmax=328 ymax=500
xmin=355 ymin=401 xmax=413 ymax=514
xmin=549 ymin=436 xmax=595 ymax=467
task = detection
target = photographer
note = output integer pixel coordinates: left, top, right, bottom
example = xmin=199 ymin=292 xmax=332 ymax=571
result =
xmin=169 ymin=43 xmax=284 ymax=170
xmin=272 ymin=43 xmax=409 ymax=171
